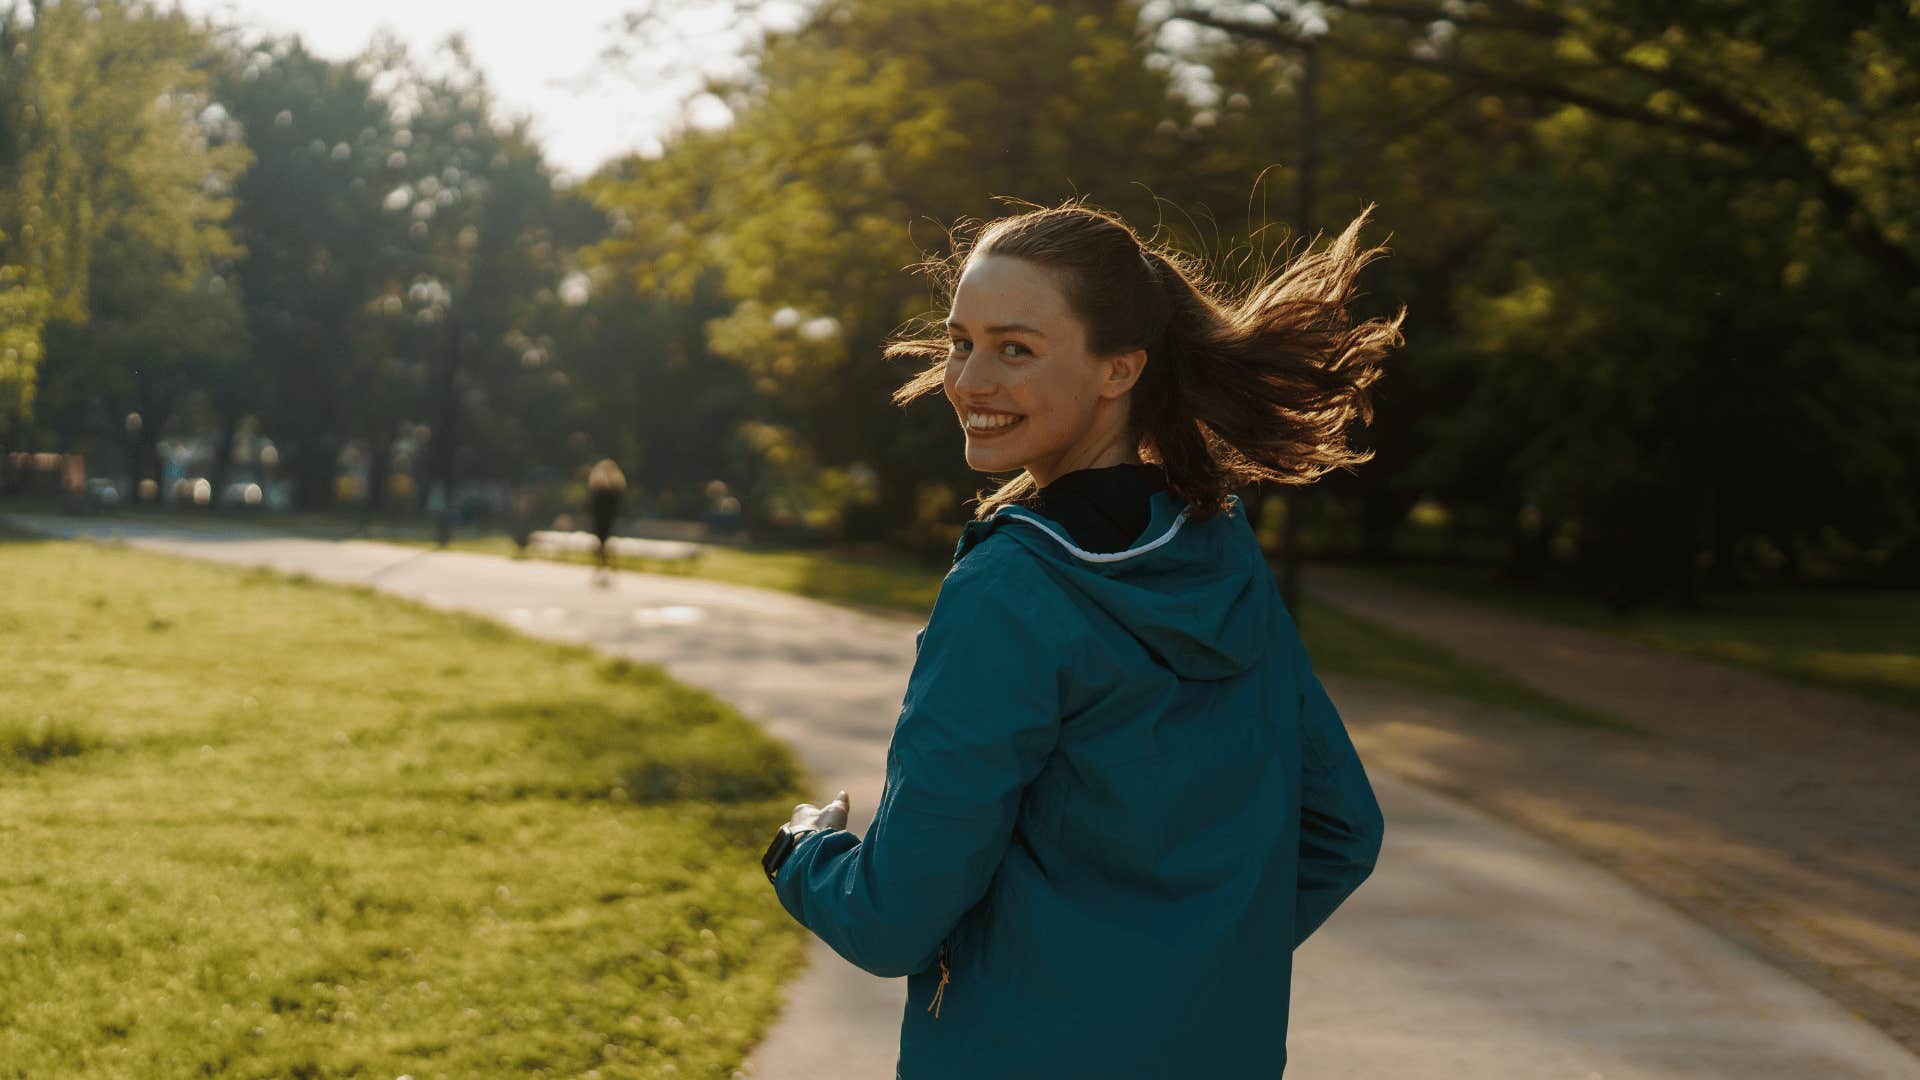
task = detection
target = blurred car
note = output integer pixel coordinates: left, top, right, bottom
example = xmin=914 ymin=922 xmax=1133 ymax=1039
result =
xmin=84 ymin=478 xmax=120 ymax=507
xmin=221 ymin=480 xmax=266 ymax=508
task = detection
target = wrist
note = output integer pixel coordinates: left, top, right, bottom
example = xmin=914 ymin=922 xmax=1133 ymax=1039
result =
xmin=763 ymin=823 xmax=830 ymax=883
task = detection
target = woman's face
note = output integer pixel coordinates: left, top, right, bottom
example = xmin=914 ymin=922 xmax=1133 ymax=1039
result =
xmin=942 ymin=253 xmax=1146 ymax=490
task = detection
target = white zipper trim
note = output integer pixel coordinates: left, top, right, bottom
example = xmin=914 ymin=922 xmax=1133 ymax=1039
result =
xmin=992 ymin=500 xmax=1198 ymax=563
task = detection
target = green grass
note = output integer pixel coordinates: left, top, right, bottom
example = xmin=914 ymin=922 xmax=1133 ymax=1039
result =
xmin=1287 ymin=596 xmax=1637 ymax=732
xmin=0 ymin=533 xmax=815 ymax=1079
xmin=1370 ymin=563 xmax=1920 ymax=714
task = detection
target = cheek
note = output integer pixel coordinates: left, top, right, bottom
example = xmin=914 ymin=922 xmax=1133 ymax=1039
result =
xmin=1011 ymin=370 xmax=1068 ymax=419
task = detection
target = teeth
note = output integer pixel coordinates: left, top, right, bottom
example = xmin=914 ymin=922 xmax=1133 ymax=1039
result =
xmin=968 ymin=413 xmax=1022 ymax=430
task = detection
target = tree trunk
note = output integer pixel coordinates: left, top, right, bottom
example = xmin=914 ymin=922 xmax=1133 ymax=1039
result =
xmin=1359 ymin=484 xmax=1417 ymax=562
xmin=366 ymin=435 xmax=393 ymax=515
xmin=208 ymin=412 xmax=241 ymax=509
xmin=1704 ymin=510 xmax=1743 ymax=590
xmin=125 ymin=431 xmax=145 ymax=502
xmin=1501 ymin=507 xmax=1555 ymax=583
xmin=142 ymin=431 xmax=164 ymax=504
xmin=290 ymin=438 xmax=339 ymax=509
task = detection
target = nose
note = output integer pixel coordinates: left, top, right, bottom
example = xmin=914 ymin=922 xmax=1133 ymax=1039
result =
xmin=949 ymin=351 xmax=996 ymax=400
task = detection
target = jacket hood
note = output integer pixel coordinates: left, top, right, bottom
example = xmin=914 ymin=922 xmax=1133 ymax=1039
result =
xmin=950 ymin=490 xmax=1274 ymax=681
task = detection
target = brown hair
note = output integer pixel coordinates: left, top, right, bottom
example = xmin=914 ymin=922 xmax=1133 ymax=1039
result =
xmin=884 ymin=196 xmax=1407 ymax=523
xmin=587 ymin=458 xmax=627 ymax=493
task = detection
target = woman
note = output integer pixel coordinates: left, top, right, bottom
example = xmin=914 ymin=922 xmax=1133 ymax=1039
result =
xmin=762 ymin=198 xmax=1404 ymax=1077
xmin=585 ymin=457 xmax=626 ymax=578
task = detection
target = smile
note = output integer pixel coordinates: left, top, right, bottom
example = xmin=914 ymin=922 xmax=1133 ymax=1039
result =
xmin=964 ymin=412 xmax=1026 ymax=437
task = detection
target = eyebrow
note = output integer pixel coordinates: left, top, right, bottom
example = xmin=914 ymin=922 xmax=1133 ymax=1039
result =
xmin=946 ymin=319 xmax=1049 ymax=339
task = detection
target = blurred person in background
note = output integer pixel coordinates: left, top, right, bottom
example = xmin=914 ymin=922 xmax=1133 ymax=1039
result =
xmin=586 ymin=458 xmax=626 ymax=584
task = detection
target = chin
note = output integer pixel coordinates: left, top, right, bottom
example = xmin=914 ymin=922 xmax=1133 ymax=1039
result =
xmin=964 ymin=442 xmax=1025 ymax=473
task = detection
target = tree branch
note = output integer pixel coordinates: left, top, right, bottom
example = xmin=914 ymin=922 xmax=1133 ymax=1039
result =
xmin=1315 ymin=0 xmax=1567 ymax=38
xmin=1160 ymin=4 xmax=1920 ymax=290
xmin=1167 ymin=6 xmax=1737 ymax=142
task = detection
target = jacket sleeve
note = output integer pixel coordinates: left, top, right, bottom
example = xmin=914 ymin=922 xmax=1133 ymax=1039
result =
xmin=1291 ymin=637 xmax=1386 ymax=950
xmin=769 ymin=550 xmax=1067 ymax=978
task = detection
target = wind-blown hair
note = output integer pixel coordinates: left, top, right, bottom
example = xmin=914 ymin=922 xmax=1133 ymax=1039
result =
xmin=885 ymin=197 xmax=1407 ymax=523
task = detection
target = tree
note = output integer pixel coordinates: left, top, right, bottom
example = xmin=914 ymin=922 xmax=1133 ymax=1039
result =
xmin=1160 ymin=1 xmax=1920 ymax=298
xmin=10 ymin=0 xmax=248 ymax=485
xmin=1157 ymin=0 xmax=1920 ymax=597
xmin=210 ymin=31 xmax=402 ymax=506
xmin=594 ymin=0 xmax=1192 ymax=543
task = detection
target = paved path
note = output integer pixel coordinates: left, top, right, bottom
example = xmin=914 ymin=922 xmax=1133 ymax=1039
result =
xmin=1299 ymin=564 xmax=1920 ymax=1056
xmin=11 ymin=515 xmax=1918 ymax=1079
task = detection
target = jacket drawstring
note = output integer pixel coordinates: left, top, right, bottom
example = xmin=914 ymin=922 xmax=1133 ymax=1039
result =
xmin=928 ymin=941 xmax=950 ymax=1018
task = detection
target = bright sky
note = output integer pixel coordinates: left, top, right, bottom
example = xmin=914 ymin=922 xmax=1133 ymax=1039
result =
xmin=177 ymin=0 xmax=777 ymax=179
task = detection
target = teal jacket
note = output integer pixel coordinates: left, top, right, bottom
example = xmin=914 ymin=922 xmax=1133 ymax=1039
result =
xmin=770 ymin=489 xmax=1386 ymax=1078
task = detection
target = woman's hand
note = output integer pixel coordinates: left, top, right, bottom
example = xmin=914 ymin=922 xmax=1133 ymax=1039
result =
xmin=787 ymin=790 xmax=850 ymax=833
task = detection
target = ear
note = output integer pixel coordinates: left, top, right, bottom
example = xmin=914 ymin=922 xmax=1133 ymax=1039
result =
xmin=1100 ymin=347 xmax=1148 ymax=400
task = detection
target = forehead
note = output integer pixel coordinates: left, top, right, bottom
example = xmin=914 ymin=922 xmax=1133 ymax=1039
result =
xmin=949 ymin=254 xmax=1072 ymax=327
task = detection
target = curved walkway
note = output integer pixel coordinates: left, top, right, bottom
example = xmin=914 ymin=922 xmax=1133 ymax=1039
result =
xmin=1300 ymin=564 xmax=1920 ymax=1058
xmin=10 ymin=514 xmax=1917 ymax=1079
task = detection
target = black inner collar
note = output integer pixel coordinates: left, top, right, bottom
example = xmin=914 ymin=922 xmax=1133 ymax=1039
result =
xmin=1022 ymin=461 xmax=1170 ymax=554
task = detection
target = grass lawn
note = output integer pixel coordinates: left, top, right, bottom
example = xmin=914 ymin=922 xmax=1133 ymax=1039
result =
xmin=1371 ymin=563 xmax=1920 ymax=714
xmin=0 ymin=531 xmax=814 ymax=1079
xmin=1285 ymin=597 xmax=1630 ymax=732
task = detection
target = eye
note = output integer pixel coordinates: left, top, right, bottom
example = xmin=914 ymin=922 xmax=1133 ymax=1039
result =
xmin=1000 ymin=341 xmax=1031 ymax=359
xmin=948 ymin=337 xmax=971 ymax=356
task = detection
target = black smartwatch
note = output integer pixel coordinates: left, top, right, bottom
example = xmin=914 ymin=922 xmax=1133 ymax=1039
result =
xmin=762 ymin=824 xmax=823 ymax=884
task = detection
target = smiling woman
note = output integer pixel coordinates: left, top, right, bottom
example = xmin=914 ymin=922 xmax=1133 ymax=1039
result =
xmin=763 ymin=195 xmax=1406 ymax=1079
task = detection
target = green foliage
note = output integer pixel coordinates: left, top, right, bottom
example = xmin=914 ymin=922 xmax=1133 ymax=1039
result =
xmin=1 ymin=0 xmax=246 ymax=426
xmin=0 ymin=228 xmax=49 ymax=418
xmin=210 ymin=31 xmax=403 ymax=500
xmin=1163 ymin=0 xmax=1920 ymax=595
xmin=589 ymin=0 xmax=1190 ymax=538
xmin=7 ymin=13 xmax=609 ymax=506
xmin=9 ymin=0 xmax=1917 ymax=602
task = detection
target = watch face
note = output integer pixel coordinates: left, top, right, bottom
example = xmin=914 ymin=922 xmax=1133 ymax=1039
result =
xmin=762 ymin=828 xmax=796 ymax=880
